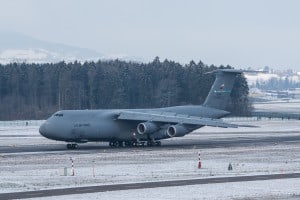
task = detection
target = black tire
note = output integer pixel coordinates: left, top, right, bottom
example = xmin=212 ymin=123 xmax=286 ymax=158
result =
xmin=120 ymin=141 xmax=124 ymax=147
xmin=67 ymin=144 xmax=78 ymax=149
xmin=155 ymin=141 xmax=161 ymax=146
xmin=146 ymin=141 xmax=153 ymax=147
xmin=128 ymin=141 xmax=134 ymax=147
xmin=125 ymin=141 xmax=133 ymax=147
xmin=114 ymin=141 xmax=120 ymax=147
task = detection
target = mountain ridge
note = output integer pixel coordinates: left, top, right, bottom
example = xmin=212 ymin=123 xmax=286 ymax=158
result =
xmin=0 ymin=31 xmax=104 ymax=64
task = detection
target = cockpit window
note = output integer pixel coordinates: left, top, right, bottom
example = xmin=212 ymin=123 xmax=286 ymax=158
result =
xmin=54 ymin=113 xmax=64 ymax=117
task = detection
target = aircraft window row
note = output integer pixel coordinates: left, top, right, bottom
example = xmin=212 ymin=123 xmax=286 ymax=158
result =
xmin=74 ymin=123 xmax=90 ymax=127
xmin=54 ymin=113 xmax=64 ymax=117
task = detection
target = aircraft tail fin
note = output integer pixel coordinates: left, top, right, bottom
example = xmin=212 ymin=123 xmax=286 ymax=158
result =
xmin=203 ymin=69 xmax=251 ymax=111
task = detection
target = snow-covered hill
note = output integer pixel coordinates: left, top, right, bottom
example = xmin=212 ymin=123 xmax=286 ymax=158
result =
xmin=0 ymin=31 xmax=104 ymax=64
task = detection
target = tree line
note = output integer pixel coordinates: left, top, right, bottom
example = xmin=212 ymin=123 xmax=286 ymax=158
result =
xmin=256 ymin=77 xmax=300 ymax=90
xmin=0 ymin=57 xmax=251 ymax=120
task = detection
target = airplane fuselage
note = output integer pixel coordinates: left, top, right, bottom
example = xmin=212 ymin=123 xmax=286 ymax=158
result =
xmin=39 ymin=69 xmax=248 ymax=148
xmin=39 ymin=105 xmax=229 ymax=144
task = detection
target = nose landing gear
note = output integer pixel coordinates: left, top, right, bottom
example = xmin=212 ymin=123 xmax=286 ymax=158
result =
xmin=66 ymin=143 xmax=78 ymax=149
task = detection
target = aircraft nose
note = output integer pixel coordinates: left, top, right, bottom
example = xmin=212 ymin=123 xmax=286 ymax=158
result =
xmin=39 ymin=122 xmax=48 ymax=138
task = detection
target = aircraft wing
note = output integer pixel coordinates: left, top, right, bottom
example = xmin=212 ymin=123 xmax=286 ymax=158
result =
xmin=117 ymin=111 xmax=241 ymax=128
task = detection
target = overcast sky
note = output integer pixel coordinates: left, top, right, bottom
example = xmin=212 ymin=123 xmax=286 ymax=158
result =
xmin=1 ymin=0 xmax=300 ymax=70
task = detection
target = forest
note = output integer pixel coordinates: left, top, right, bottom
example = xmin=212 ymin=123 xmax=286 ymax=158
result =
xmin=0 ymin=57 xmax=251 ymax=120
xmin=256 ymin=77 xmax=300 ymax=90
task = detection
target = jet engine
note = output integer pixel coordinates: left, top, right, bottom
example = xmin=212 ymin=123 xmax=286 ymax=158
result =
xmin=137 ymin=121 xmax=159 ymax=135
xmin=167 ymin=124 xmax=189 ymax=137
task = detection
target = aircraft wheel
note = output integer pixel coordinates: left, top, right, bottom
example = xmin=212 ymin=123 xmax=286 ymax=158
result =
xmin=146 ymin=141 xmax=154 ymax=147
xmin=67 ymin=144 xmax=78 ymax=149
xmin=138 ymin=142 xmax=145 ymax=147
xmin=155 ymin=141 xmax=161 ymax=146
xmin=121 ymin=141 xmax=125 ymax=147
xmin=129 ymin=141 xmax=134 ymax=147
xmin=109 ymin=141 xmax=114 ymax=147
xmin=125 ymin=141 xmax=133 ymax=147
xmin=114 ymin=141 xmax=120 ymax=147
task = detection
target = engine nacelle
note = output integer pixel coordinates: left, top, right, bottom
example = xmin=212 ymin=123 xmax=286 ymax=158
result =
xmin=167 ymin=124 xmax=189 ymax=137
xmin=151 ymin=129 xmax=169 ymax=140
xmin=137 ymin=121 xmax=159 ymax=135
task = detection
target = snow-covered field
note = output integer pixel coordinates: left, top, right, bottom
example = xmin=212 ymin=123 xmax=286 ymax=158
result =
xmin=26 ymin=179 xmax=300 ymax=200
xmin=0 ymin=119 xmax=300 ymax=199
xmin=253 ymin=100 xmax=300 ymax=114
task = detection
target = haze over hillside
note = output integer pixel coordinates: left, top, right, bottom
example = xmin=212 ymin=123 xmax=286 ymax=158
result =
xmin=0 ymin=31 xmax=131 ymax=64
xmin=1 ymin=1 xmax=300 ymax=70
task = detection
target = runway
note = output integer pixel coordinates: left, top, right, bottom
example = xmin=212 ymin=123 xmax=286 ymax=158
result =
xmin=1 ymin=120 xmax=300 ymax=199
xmin=1 ymin=172 xmax=300 ymax=200
xmin=1 ymin=133 xmax=300 ymax=154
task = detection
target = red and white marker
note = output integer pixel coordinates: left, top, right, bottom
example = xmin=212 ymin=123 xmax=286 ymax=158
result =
xmin=70 ymin=157 xmax=75 ymax=176
xmin=198 ymin=152 xmax=202 ymax=169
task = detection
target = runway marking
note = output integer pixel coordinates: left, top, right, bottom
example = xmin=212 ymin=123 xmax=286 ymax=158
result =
xmin=1 ymin=173 xmax=300 ymax=200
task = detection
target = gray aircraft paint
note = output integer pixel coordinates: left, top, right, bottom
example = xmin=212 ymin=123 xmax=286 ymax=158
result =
xmin=203 ymin=70 xmax=238 ymax=110
xmin=39 ymin=69 xmax=247 ymax=147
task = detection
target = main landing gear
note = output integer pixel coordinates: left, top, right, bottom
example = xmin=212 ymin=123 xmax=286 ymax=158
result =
xmin=66 ymin=143 xmax=78 ymax=149
xmin=146 ymin=140 xmax=161 ymax=147
xmin=109 ymin=141 xmax=135 ymax=147
xmin=109 ymin=140 xmax=161 ymax=148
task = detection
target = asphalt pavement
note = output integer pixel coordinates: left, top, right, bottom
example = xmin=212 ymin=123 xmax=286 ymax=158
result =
xmin=1 ymin=173 xmax=300 ymax=200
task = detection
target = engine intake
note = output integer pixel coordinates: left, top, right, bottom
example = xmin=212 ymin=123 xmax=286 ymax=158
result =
xmin=167 ymin=124 xmax=189 ymax=137
xmin=137 ymin=122 xmax=159 ymax=135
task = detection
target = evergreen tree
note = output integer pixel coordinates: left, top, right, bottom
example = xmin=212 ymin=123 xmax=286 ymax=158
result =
xmin=0 ymin=59 xmax=252 ymax=120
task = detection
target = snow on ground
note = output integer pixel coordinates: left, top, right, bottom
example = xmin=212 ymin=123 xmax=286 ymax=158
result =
xmin=253 ymin=100 xmax=300 ymax=114
xmin=27 ymin=178 xmax=300 ymax=200
xmin=0 ymin=118 xmax=300 ymax=199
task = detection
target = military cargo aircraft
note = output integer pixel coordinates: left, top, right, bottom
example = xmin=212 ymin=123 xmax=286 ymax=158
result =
xmin=39 ymin=69 xmax=251 ymax=149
